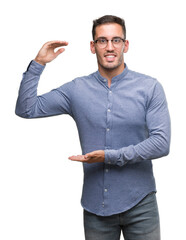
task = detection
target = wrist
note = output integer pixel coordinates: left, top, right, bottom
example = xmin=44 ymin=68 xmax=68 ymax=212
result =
xmin=34 ymin=58 xmax=46 ymax=66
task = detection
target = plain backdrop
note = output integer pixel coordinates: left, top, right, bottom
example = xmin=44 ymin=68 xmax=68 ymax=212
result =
xmin=0 ymin=0 xmax=185 ymax=239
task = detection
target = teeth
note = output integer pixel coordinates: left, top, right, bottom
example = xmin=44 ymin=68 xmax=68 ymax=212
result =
xmin=106 ymin=56 xmax=115 ymax=58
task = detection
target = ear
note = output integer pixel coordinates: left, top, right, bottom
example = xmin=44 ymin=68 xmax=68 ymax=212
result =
xmin=90 ymin=41 xmax=96 ymax=54
xmin=123 ymin=40 xmax=129 ymax=53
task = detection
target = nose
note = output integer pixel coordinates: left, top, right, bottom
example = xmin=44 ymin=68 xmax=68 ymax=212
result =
xmin=106 ymin=40 xmax=114 ymax=51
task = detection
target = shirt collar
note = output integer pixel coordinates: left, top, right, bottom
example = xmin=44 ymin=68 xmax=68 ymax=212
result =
xmin=94 ymin=63 xmax=129 ymax=84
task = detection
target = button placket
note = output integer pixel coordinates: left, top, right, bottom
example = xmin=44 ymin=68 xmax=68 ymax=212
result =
xmin=103 ymin=88 xmax=113 ymax=211
xmin=105 ymin=88 xmax=113 ymax=149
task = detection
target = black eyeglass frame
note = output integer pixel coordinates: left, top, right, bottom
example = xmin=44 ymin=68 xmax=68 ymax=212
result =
xmin=94 ymin=37 xmax=125 ymax=47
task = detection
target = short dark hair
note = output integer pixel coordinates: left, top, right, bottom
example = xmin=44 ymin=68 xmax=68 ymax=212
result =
xmin=92 ymin=15 xmax=126 ymax=40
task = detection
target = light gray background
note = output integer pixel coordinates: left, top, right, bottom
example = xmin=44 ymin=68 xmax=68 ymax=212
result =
xmin=1 ymin=0 xmax=185 ymax=239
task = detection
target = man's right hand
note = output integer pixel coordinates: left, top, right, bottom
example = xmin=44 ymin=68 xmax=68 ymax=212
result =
xmin=34 ymin=40 xmax=68 ymax=66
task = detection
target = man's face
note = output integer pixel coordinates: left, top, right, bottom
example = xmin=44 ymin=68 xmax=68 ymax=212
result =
xmin=90 ymin=23 xmax=129 ymax=71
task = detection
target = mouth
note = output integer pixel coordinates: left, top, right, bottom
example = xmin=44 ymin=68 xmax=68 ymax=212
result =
xmin=104 ymin=54 xmax=117 ymax=62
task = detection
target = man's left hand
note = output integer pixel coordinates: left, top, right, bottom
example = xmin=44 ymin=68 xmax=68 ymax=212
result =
xmin=68 ymin=150 xmax=105 ymax=163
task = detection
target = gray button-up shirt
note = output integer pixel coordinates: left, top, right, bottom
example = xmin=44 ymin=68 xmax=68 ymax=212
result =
xmin=15 ymin=60 xmax=171 ymax=216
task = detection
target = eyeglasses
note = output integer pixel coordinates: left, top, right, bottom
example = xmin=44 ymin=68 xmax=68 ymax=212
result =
xmin=94 ymin=37 xmax=125 ymax=48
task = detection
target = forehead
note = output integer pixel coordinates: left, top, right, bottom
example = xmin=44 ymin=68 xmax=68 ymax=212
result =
xmin=95 ymin=23 xmax=124 ymax=38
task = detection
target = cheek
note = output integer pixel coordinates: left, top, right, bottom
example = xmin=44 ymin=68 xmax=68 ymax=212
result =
xmin=95 ymin=49 xmax=104 ymax=60
xmin=118 ymin=47 xmax=125 ymax=59
xmin=120 ymin=45 xmax=125 ymax=54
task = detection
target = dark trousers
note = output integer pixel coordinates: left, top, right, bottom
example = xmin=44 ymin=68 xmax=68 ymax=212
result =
xmin=84 ymin=192 xmax=160 ymax=240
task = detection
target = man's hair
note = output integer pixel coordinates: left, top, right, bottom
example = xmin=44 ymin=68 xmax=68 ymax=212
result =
xmin=92 ymin=15 xmax=126 ymax=40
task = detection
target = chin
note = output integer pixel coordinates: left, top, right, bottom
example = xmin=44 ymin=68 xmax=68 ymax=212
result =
xmin=99 ymin=57 xmax=124 ymax=70
xmin=102 ymin=63 xmax=121 ymax=70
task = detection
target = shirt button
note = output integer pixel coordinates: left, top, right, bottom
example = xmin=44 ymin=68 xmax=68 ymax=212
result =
xmin=108 ymin=161 xmax=111 ymax=164
xmin=107 ymin=109 xmax=111 ymax=112
xmin=105 ymin=169 xmax=109 ymax=172
xmin=104 ymin=188 xmax=108 ymax=192
xmin=109 ymin=91 xmax=112 ymax=93
xmin=103 ymin=79 xmax=107 ymax=82
xmin=107 ymin=128 xmax=110 ymax=131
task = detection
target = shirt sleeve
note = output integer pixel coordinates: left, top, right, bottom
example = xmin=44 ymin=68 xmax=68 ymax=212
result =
xmin=15 ymin=60 xmax=73 ymax=118
xmin=104 ymin=81 xmax=171 ymax=166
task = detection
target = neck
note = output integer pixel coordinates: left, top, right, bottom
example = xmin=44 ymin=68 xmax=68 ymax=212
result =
xmin=98 ymin=63 xmax=125 ymax=87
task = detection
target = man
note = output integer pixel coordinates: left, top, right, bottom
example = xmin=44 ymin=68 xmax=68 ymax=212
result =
xmin=15 ymin=15 xmax=171 ymax=240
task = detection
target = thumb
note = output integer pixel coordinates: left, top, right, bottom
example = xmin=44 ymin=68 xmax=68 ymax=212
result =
xmin=54 ymin=48 xmax=65 ymax=58
xmin=84 ymin=154 xmax=89 ymax=159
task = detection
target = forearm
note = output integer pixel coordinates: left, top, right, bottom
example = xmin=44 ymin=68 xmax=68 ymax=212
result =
xmin=15 ymin=60 xmax=45 ymax=118
xmin=104 ymin=81 xmax=171 ymax=167
xmin=104 ymin=131 xmax=170 ymax=166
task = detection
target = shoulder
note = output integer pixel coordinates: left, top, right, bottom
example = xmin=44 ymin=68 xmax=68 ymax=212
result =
xmin=126 ymin=68 xmax=165 ymax=96
xmin=127 ymin=68 xmax=158 ymax=87
xmin=57 ymin=72 xmax=96 ymax=93
xmin=126 ymin=67 xmax=166 ymax=101
xmin=72 ymin=72 xmax=95 ymax=85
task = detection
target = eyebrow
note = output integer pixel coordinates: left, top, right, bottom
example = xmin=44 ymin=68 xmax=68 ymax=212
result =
xmin=97 ymin=36 xmax=122 ymax=39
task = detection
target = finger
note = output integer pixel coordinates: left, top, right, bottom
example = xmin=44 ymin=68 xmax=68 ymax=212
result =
xmin=48 ymin=41 xmax=69 ymax=48
xmin=44 ymin=40 xmax=68 ymax=45
xmin=42 ymin=41 xmax=68 ymax=51
xmin=68 ymin=155 xmax=86 ymax=161
xmin=85 ymin=151 xmax=95 ymax=158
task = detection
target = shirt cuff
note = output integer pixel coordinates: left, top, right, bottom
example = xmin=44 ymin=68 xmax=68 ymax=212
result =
xmin=104 ymin=149 xmax=119 ymax=165
xmin=27 ymin=60 xmax=46 ymax=75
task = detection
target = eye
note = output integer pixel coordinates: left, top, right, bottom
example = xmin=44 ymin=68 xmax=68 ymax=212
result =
xmin=113 ymin=38 xmax=121 ymax=43
xmin=99 ymin=39 xmax=107 ymax=44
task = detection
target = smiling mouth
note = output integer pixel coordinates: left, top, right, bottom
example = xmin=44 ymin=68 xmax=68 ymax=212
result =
xmin=105 ymin=54 xmax=116 ymax=62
